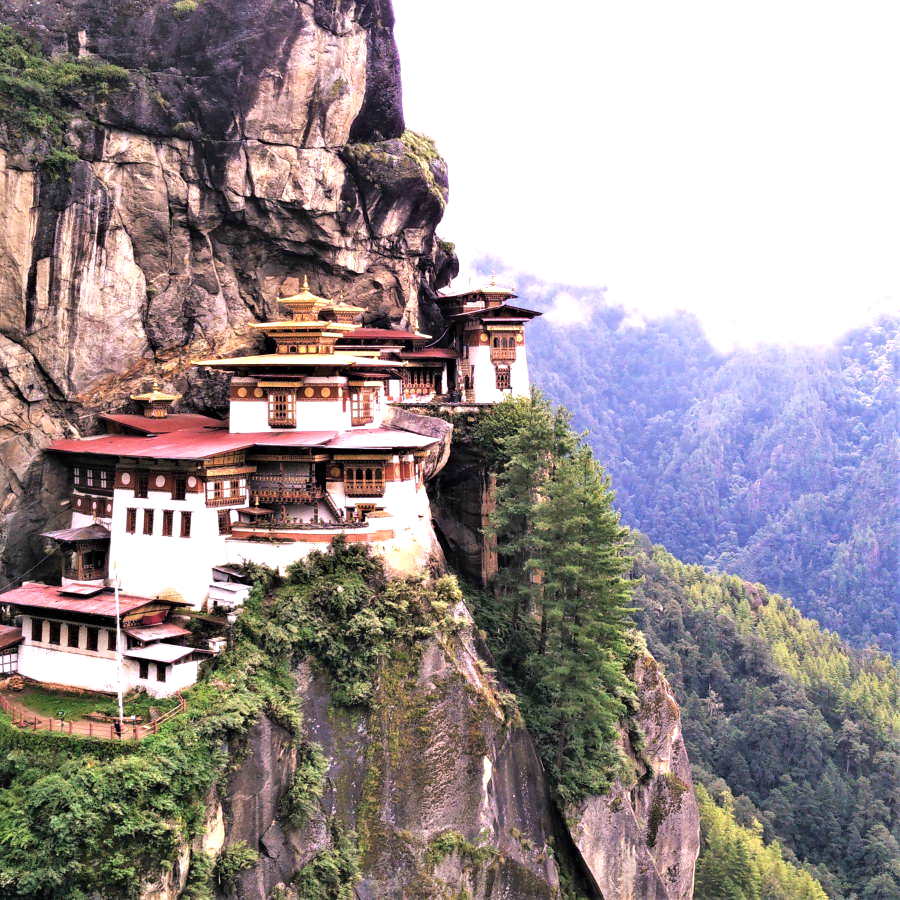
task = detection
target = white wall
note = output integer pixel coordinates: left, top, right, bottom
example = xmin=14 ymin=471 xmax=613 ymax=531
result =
xmin=469 ymin=345 xmax=530 ymax=403
xmin=107 ymin=488 xmax=227 ymax=608
xmin=18 ymin=615 xmax=195 ymax=698
xmin=127 ymin=658 xmax=198 ymax=698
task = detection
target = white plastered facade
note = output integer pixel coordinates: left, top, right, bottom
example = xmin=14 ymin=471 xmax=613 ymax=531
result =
xmin=17 ymin=614 xmax=196 ymax=698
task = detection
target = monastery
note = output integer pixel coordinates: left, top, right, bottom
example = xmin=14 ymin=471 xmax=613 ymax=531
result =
xmin=0 ymin=277 xmax=539 ymax=699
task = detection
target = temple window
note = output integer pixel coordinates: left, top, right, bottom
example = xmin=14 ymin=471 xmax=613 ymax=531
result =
xmin=181 ymin=511 xmax=192 ymax=538
xmin=126 ymin=508 xmax=137 ymax=534
xmin=156 ymin=663 xmax=167 ymax=683
xmin=350 ymin=389 xmax=374 ymax=425
xmin=344 ymin=465 xmax=385 ymax=496
xmin=173 ymin=475 xmax=186 ymax=501
xmin=218 ymin=510 xmax=232 ymax=535
xmin=107 ymin=629 xmax=117 ymax=652
xmin=48 ymin=622 xmax=61 ymax=645
xmin=86 ymin=627 xmax=99 ymax=652
xmin=31 ymin=618 xmax=43 ymax=642
xmin=162 ymin=510 xmax=174 ymax=537
xmin=135 ymin=472 xmax=149 ymax=499
xmin=138 ymin=660 xmax=149 ymax=680
xmin=67 ymin=625 xmax=80 ymax=648
xmin=496 ymin=366 xmax=511 ymax=390
xmin=206 ymin=479 xmax=244 ymax=507
xmin=143 ymin=509 xmax=154 ymax=536
xmin=268 ymin=389 xmax=296 ymax=428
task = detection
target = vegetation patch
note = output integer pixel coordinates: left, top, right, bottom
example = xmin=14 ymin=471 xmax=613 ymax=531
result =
xmin=282 ymin=740 xmax=328 ymax=830
xmin=400 ymin=129 xmax=447 ymax=206
xmin=213 ymin=841 xmax=259 ymax=892
xmin=292 ymin=824 xmax=361 ymax=900
xmin=464 ymin=392 xmax=638 ymax=806
xmin=0 ymin=25 xmax=128 ymax=170
xmin=694 ymin=784 xmax=827 ymax=899
xmin=425 ymin=829 xmax=498 ymax=869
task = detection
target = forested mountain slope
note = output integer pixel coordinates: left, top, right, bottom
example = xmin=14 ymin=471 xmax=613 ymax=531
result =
xmin=493 ymin=265 xmax=898 ymax=652
xmin=631 ymin=537 xmax=899 ymax=898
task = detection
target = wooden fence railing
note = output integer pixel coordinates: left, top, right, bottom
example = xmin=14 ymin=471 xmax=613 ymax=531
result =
xmin=0 ymin=692 xmax=186 ymax=741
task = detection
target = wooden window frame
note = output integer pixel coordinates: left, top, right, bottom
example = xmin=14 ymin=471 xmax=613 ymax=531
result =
xmin=172 ymin=475 xmax=187 ymax=501
xmin=66 ymin=624 xmax=80 ymax=648
xmin=31 ymin=618 xmax=43 ymax=642
xmin=126 ymin=508 xmax=137 ymax=534
xmin=138 ymin=660 xmax=149 ymax=680
xmin=143 ymin=508 xmax=154 ymax=536
xmin=107 ymin=628 xmax=117 ymax=652
xmin=85 ymin=627 xmax=99 ymax=653
xmin=496 ymin=365 xmax=511 ymax=390
xmin=162 ymin=510 xmax=174 ymax=537
xmin=135 ymin=472 xmax=149 ymax=499
xmin=155 ymin=662 xmax=167 ymax=683
xmin=267 ymin=389 xmax=296 ymax=428
xmin=48 ymin=622 xmax=61 ymax=645
xmin=218 ymin=510 xmax=232 ymax=535
xmin=180 ymin=511 xmax=192 ymax=538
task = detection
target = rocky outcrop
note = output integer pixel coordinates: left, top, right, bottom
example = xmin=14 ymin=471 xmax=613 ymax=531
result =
xmin=208 ymin=605 xmax=567 ymax=899
xmin=0 ymin=0 xmax=457 ymax=585
xmin=568 ymin=653 xmax=701 ymax=900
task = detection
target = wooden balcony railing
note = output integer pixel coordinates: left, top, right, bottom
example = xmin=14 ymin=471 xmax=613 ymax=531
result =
xmin=343 ymin=480 xmax=385 ymax=497
xmin=206 ymin=493 xmax=246 ymax=508
xmin=490 ymin=348 xmax=517 ymax=362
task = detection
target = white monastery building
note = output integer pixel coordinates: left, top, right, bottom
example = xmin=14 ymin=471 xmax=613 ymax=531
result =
xmin=0 ymin=275 xmax=539 ymax=697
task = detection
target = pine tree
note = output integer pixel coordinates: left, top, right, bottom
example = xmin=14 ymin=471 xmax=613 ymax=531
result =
xmin=477 ymin=392 xmax=637 ymax=803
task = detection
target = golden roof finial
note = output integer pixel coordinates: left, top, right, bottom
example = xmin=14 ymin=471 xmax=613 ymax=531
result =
xmin=302 ymin=274 xmax=310 ymax=292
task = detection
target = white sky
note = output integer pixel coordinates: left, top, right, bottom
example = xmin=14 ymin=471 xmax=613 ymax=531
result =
xmin=392 ymin=0 xmax=899 ymax=349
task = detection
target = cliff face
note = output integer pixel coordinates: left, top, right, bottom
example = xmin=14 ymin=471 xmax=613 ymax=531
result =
xmin=0 ymin=0 xmax=457 ymax=583
xmin=187 ymin=607 xmax=568 ymax=900
xmin=568 ymin=654 xmax=700 ymax=900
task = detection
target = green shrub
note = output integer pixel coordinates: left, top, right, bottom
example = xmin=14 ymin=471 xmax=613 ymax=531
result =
xmin=292 ymin=825 xmax=361 ymax=899
xmin=282 ymin=741 xmax=328 ymax=829
xmin=0 ymin=25 xmax=128 ymax=166
xmin=172 ymin=0 xmax=199 ymax=17
xmin=214 ymin=841 xmax=259 ymax=891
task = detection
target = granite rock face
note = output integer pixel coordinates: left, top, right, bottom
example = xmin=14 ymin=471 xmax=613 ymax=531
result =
xmin=568 ymin=653 xmax=701 ymax=900
xmin=0 ymin=0 xmax=457 ymax=584
xmin=203 ymin=607 xmax=566 ymax=899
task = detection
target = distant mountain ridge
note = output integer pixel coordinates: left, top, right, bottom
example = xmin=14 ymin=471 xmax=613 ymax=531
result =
xmin=475 ymin=262 xmax=898 ymax=652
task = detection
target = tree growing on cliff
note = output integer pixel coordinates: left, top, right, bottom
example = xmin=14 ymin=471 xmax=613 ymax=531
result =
xmin=476 ymin=393 xmax=636 ymax=803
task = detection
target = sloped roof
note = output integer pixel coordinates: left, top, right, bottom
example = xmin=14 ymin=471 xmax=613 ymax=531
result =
xmin=49 ymin=430 xmax=338 ymax=460
xmin=0 ymin=583 xmax=176 ymax=617
xmin=42 ymin=524 xmax=111 ymax=543
xmin=99 ymin=413 xmax=224 ymax=434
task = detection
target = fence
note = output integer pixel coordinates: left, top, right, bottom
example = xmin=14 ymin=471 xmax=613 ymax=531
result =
xmin=0 ymin=692 xmax=186 ymax=741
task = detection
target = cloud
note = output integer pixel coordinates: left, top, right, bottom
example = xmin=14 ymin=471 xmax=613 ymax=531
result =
xmin=543 ymin=290 xmax=603 ymax=328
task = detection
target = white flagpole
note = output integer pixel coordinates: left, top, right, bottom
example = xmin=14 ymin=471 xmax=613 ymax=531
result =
xmin=113 ymin=566 xmax=124 ymax=732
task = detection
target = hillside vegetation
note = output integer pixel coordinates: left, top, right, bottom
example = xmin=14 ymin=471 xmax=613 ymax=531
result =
xmin=632 ymin=538 xmax=899 ymax=897
xmin=493 ymin=262 xmax=897 ymax=653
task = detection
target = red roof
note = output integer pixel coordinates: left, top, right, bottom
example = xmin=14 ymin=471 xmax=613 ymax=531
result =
xmin=49 ymin=430 xmax=338 ymax=460
xmin=325 ymin=428 xmax=438 ymax=450
xmin=0 ymin=583 xmax=178 ymax=617
xmin=342 ymin=328 xmax=428 ymax=342
xmin=100 ymin=413 xmax=224 ymax=434
xmin=48 ymin=426 xmax=441 ymax=460
xmin=398 ymin=348 xmax=457 ymax=360
xmin=0 ymin=626 xmax=23 ymax=650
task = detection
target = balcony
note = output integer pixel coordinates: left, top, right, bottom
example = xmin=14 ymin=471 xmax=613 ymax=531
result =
xmin=249 ymin=475 xmax=325 ymax=503
xmin=490 ymin=347 xmax=517 ymax=362
xmin=343 ymin=480 xmax=385 ymax=497
xmin=206 ymin=492 xmax=246 ymax=508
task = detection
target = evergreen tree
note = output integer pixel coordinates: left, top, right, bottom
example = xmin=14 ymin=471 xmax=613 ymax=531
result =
xmin=474 ymin=393 xmax=637 ymax=803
